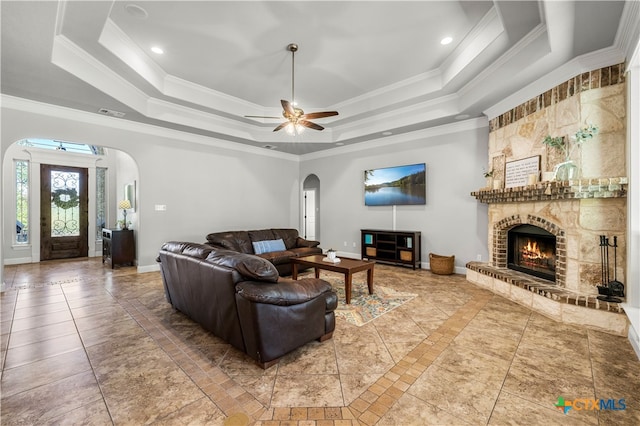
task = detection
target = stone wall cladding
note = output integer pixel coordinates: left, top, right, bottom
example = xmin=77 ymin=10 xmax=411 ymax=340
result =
xmin=489 ymin=63 xmax=626 ymax=132
xmin=482 ymin=64 xmax=627 ymax=296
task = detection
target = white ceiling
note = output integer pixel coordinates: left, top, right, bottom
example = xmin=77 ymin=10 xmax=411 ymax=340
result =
xmin=1 ymin=1 xmax=638 ymax=155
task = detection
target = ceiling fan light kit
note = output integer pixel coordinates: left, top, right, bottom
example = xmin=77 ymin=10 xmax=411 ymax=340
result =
xmin=245 ymin=43 xmax=338 ymax=133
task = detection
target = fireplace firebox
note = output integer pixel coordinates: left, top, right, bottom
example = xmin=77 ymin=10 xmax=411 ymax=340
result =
xmin=507 ymin=224 xmax=556 ymax=281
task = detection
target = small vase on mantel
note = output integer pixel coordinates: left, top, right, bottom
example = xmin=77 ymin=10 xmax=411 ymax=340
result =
xmin=553 ymin=160 xmax=578 ymax=181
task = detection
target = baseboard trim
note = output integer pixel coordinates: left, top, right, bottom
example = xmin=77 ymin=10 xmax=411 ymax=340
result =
xmin=138 ymin=263 xmax=160 ymax=273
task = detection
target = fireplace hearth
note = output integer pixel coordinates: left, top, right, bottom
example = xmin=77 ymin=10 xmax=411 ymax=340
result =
xmin=508 ymin=224 xmax=556 ymax=282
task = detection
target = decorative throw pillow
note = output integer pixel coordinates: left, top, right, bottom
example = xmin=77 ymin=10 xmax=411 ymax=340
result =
xmin=252 ymin=238 xmax=286 ymax=255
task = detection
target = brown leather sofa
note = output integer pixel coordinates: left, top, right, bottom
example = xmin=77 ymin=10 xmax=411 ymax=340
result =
xmin=157 ymin=241 xmax=337 ymax=368
xmin=205 ymin=228 xmax=322 ymax=275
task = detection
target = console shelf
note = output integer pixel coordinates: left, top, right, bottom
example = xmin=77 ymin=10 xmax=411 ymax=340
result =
xmin=361 ymin=229 xmax=421 ymax=269
xmin=102 ymin=228 xmax=135 ymax=269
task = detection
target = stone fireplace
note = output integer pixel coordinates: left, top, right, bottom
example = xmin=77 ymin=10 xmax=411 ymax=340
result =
xmin=467 ymin=187 xmax=628 ymax=334
xmin=466 ymin=63 xmax=629 ymax=335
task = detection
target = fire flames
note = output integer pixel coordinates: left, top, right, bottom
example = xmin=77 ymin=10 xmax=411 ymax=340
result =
xmin=518 ymin=239 xmax=556 ymax=272
xmin=522 ymin=240 xmax=547 ymax=261
xmin=510 ymin=234 xmax=556 ymax=276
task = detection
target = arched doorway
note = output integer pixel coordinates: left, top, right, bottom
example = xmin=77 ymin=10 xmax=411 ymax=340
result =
xmin=302 ymin=174 xmax=320 ymax=241
xmin=2 ymin=138 xmax=138 ymax=265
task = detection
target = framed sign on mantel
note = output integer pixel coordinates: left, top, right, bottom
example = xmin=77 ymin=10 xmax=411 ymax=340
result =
xmin=505 ymin=155 xmax=541 ymax=188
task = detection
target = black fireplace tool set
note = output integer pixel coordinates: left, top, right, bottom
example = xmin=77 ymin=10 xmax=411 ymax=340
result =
xmin=597 ymin=235 xmax=625 ymax=302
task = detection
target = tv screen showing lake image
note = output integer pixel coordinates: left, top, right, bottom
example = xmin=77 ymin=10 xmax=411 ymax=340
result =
xmin=364 ymin=163 xmax=426 ymax=206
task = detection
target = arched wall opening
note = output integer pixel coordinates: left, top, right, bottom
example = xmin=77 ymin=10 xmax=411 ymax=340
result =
xmin=302 ymin=174 xmax=320 ymax=241
xmin=1 ymin=137 xmax=139 ymax=272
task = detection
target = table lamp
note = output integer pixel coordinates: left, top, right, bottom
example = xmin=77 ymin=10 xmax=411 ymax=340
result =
xmin=118 ymin=200 xmax=132 ymax=229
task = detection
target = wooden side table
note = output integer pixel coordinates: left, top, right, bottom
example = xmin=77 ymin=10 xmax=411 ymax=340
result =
xmin=102 ymin=228 xmax=135 ymax=268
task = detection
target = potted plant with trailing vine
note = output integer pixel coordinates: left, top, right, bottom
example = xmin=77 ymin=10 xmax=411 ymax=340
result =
xmin=483 ymin=168 xmax=494 ymax=189
xmin=542 ymin=123 xmax=598 ymax=181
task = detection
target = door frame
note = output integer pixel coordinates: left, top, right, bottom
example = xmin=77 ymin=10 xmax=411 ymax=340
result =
xmin=21 ymin=149 xmax=103 ymax=263
xmin=40 ymin=164 xmax=89 ymax=260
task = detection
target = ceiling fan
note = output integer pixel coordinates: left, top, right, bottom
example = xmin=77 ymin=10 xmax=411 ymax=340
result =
xmin=245 ymin=43 xmax=338 ymax=133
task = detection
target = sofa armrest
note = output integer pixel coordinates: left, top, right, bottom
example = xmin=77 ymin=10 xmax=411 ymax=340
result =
xmin=296 ymin=237 xmax=320 ymax=248
xmin=236 ymin=278 xmax=333 ymax=306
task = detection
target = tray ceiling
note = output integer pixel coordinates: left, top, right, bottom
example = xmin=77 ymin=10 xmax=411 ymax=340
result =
xmin=1 ymin=1 xmax=636 ymax=155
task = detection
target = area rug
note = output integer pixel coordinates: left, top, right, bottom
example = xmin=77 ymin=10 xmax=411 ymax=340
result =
xmin=323 ymin=277 xmax=417 ymax=327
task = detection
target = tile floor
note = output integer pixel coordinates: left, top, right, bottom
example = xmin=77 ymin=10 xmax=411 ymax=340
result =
xmin=1 ymin=258 xmax=639 ymax=425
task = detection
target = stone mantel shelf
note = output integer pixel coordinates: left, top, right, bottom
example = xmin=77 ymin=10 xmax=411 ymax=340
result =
xmin=471 ymin=177 xmax=628 ymax=204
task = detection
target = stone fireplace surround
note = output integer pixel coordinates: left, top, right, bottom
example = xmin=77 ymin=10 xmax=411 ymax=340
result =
xmin=466 ymin=186 xmax=628 ymax=336
xmin=466 ymin=64 xmax=628 ymax=336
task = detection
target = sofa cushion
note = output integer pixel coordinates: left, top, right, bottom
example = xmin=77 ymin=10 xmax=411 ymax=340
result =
xmin=252 ymin=238 xmax=286 ymax=255
xmin=161 ymin=241 xmax=215 ymax=259
xmin=271 ymin=229 xmax=300 ymax=249
xmin=289 ymin=247 xmax=323 ymax=257
xmin=206 ymin=231 xmax=253 ymax=254
xmin=205 ymin=250 xmax=279 ymax=283
xmin=248 ymin=229 xmax=276 ymax=246
xmin=236 ymin=278 xmax=333 ymax=306
xmin=295 ymin=236 xmax=320 ymax=248
xmin=257 ymin=250 xmax=296 ymax=265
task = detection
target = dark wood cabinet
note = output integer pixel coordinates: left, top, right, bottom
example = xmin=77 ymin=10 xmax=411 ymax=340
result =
xmin=361 ymin=229 xmax=421 ymax=269
xmin=102 ymin=228 xmax=135 ymax=268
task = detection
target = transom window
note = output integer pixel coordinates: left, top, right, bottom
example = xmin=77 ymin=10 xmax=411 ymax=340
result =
xmin=17 ymin=139 xmax=104 ymax=155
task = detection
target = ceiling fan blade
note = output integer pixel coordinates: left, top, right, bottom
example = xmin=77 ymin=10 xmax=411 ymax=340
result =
xmin=301 ymin=111 xmax=339 ymax=120
xmin=244 ymin=115 xmax=282 ymax=119
xmin=299 ymin=120 xmax=324 ymax=131
xmin=281 ymin=99 xmax=296 ymax=117
xmin=273 ymin=122 xmax=289 ymax=132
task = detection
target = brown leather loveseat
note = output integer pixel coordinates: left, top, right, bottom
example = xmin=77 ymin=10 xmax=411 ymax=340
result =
xmin=205 ymin=228 xmax=322 ymax=275
xmin=157 ymin=241 xmax=337 ymax=368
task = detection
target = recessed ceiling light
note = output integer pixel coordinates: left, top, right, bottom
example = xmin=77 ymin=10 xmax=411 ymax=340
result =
xmin=151 ymin=46 xmax=164 ymax=54
xmin=335 ymin=142 xmax=344 ymax=146
xmin=440 ymin=36 xmax=453 ymax=45
xmin=382 ymin=131 xmax=393 ymax=136
xmin=125 ymin=4 xmax=148 ymax=19
xmin=263 ymin=145 xmax=277 ymax=150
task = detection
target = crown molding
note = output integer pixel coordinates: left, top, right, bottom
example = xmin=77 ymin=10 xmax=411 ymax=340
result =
xmin=98 ymin=18 xmax=167 ymax=91
xmin=99 ymin=18 xmax=267 ymax=118
xmin=0 ymin=95 xmax=299 ymax=161
xmin=52 ymin=34 xmax=263 ymax=141
xmin=615 ymin=0 xmax=640 ymax=62
xmin=458 ymin=24 xmax=548 ymax=102
xmin=440 ymin=5 xmax=504 ymax=86
xmin=301 ymin=117 xmax=488 ymax=161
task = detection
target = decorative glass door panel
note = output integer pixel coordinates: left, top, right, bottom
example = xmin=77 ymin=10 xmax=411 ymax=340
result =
xmin=50 ymin=170 xmax=80 ymax=237
xmin=40 ymin=165 xmax=88 ymax=260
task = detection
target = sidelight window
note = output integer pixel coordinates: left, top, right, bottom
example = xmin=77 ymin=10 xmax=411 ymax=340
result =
xmin=15 ymin=160 xmax=29 ymax=244
xmin=96 ymin=167 xmax=107 ymax=241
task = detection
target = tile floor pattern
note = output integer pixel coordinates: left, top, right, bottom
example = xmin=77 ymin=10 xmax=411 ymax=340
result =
xmin=1 ymin=258 xmax=639 ymax=425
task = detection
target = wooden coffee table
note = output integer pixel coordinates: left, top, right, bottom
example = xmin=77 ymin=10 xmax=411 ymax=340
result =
xmin=291 ymin=255 xmax=374 ymax=304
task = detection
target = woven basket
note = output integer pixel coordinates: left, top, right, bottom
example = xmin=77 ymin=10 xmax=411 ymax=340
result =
xmin=429 ymin=253 xmax=455 ymax=275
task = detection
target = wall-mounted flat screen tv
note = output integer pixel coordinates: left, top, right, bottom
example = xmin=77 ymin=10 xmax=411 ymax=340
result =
xmin=364 ymin=163 xmax=426 ymax=206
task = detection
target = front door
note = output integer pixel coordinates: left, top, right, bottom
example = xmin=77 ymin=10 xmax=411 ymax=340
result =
xmin=40 ymin=164 xmax=89 ymax=260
